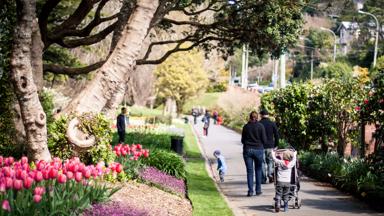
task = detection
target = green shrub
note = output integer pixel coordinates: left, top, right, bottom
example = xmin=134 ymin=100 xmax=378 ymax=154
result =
xmin=207 ymin=82 xmax=228 ymax=93
xmin=39 ymin=89 xmax=54 ymax=125
xmin=122 ymin=132 xmax=171 ymax=150
xmin=145 ymin=115 xmax=172 ymax=125
xmin=142 ymin=150 xmax=186 ymax=179
xmin=48 ymin=113 xmax=115 ymax=164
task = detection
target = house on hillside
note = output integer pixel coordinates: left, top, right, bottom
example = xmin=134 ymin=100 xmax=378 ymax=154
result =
xmin=337 ymin=21 xmax=360 ymax=55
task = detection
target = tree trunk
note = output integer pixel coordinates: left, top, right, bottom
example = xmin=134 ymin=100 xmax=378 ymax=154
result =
xmin=63 ymin=0 xmax=159 ymax=116
xmin=31 ymin=19 xmax=44 ymax=91
xmin=10 ymin=0 xmax=51 ymax=161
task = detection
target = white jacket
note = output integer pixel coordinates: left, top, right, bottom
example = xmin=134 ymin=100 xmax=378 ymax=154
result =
xmin=272 ymin=150 xmax=296 ymax=183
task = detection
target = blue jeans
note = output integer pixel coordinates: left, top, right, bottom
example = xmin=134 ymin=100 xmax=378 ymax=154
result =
xmin=262 ymin=148 xmax=274 ymax=182
xmin=243 ymin=148 xmax=264 ymax=194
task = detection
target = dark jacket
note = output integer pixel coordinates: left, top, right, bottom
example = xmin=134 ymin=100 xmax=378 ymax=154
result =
xmin=241 ymin=121 xmax=267 ymax=150
xmin=117 ymin=114 xmax=126 ymax=132
xmin=259 ymin=117 xmax=279 ymax=148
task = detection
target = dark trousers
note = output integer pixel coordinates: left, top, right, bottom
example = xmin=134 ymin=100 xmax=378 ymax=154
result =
xmin=243 ymin=148 xmax=264 ymax=194
xmin=275 ymin=182 xmax=291 ymax=202
xmin=118 ymin=130 xmax=125 ymax=143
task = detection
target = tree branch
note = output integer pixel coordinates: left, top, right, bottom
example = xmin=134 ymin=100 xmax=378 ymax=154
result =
xmin=137 ymin=36 xmax=228 ymax=65
xmin=50 ymin=0 xmax=101 ymax=40
xmin=43 ymin=61 xmax=106 ymax=75
xmin=58 ymin=22 xmax=117 ymax=48
xmin=38 ymin=0 xmax=62 ymax=45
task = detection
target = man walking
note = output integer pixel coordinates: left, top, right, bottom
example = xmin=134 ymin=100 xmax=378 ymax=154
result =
xmin=117 ymin=107 xmax=128 ymax=144
xmin=259 ymin=109 xmax=279 ymax=183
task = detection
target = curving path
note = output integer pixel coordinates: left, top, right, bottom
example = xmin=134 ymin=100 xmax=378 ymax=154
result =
xmin=191 ymin=120 xmax=383 ymax=216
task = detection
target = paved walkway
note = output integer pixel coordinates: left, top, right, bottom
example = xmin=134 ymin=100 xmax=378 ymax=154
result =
xmin=192 ymin=120 xmax=383 ymax=216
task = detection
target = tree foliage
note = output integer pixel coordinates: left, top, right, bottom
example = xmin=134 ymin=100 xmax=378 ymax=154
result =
xmin=316 ymin=61 xmax=353 ymax=79
xmin=154 ymin=49 xmax=208 ymax=113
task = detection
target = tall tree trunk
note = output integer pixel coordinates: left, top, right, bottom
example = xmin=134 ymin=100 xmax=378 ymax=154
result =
xmin=10 ymin=0 xmax=51 ymax=161
xmin=63 ymin=0 xmax=159 ymax=115
xmin=31 ymin=19 xmax=44 ymax=91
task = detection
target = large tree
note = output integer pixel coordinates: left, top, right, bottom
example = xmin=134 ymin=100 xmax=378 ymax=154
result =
xmin=9 ymin=0 xmax=305 ymax=160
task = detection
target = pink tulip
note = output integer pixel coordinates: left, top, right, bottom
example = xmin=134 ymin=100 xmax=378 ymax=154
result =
xmin=83 ymin=169 xmax=91 ymax=179
xmin=137 ymin=144 xmax=142 ymax=150
xmin=21 ymin=163 xmax=29 ymax=171
xmin=33 ymin=195 xmax=42 ymax=203
xmin=57 ymin=174 xmax=67 ymax=184
xmin=2 ymin=200 xmax=10 ymax=212
xmin=35 ymin=171 xmax=43 ymax=182
xmin=0 ymin=183 xmax=5 ymax=192
xmin=13 ymin=179 xmax=23 ymax=190
xmin=42 ymin=170 xmax=49 ymax=180
xmin=36 ymin=161 xmax=46 ymax=170
xmin=0 ymin=156 xmax=3 ymax=166
xmin=66 ymin=171 xmax=74 ymax=180
xmin=5 ymin=177 xmax=13 ymax=189
xmin=21 ymin=156 xmax=28 ymax=165
xmin=75 ymin=172 xmax=82 ymax=182
xmin=8 ymin=157 xmax=14 ymax=165
xmin=23 ymin=177 xmax=33 ymax=189
xmin=3 ymin=167 xmax=11 ymax=177
xmin=33 ymin=186 xmax=45 ymax=195
xmin=143 ymin=150 xmax=149 ymax=158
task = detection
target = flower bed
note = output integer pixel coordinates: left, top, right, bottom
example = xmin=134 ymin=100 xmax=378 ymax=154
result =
xmin=84 ymin=201 xmax=149 ymax=216
xmin=139 ymin=167 xmax=186 ymax=196
xmin=0 ymin=156 xmax=121 ymax=215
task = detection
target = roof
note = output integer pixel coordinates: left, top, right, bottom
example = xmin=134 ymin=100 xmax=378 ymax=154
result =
xmin=337 ymin=21 xmax=360 ymax=32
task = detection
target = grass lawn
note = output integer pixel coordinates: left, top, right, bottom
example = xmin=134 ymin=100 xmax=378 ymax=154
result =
xmin=183 ymin=92 xmax=222 ymax=113
xmin=178 ymin=122 xmax=233 ymax=216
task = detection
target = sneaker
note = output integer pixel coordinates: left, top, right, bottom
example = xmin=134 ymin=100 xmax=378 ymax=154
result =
xmin=283 ymin=202 xmax=288 ymax=212
xmin=268 ymin=176 xmax=274 ymax=183
xmin=247 ymin=191 xmax=254 ymax=197
xmin=256 ymin=191 xmax=263 ymax=196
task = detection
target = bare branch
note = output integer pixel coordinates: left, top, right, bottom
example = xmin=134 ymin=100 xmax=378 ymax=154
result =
xmin=43 ymin=61 xmax=106 ymax=75
xmin=137 ymin=36 xmax=228 ymax=65
xmin=58 ymin=22 xmax=117 ymax=48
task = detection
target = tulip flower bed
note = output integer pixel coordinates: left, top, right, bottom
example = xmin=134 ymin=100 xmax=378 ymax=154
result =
xmin=112 ymin=144 xmax=149 ymax=180
xmin=139 ymin=167 xmax=186 ymax=196
xmin=0 ymin=156 xmax=121 ymax=215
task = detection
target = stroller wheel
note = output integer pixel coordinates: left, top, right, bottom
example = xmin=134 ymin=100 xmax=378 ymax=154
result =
xmin=295 ymin=198 xmax=302 ymax=209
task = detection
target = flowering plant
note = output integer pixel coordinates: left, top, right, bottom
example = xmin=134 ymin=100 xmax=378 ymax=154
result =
xmin=112 ymin=144 xmax=149 ymax=180
xmin=139 ymin=167 xmax=186 ymax=196
xmin=0 ymin=156 xmax=121 ymax=215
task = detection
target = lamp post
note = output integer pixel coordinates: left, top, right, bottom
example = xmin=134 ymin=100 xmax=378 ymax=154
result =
xmin=358 ymin=10 xmax=380 ymax=67
xmin=320 ymin=27 xmax=337 ymax=62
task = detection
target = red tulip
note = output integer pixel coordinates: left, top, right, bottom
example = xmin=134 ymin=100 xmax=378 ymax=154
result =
xmin=2 ymin=200 xmax=10 ymax=212
xmin=0 ymin=156 xmax=3 ymax=166
xmin=23 ymin=177 xmax=33 ymax=189
xmin=143 ymin=150 xmax=149 ymax=158
xmin=364 ymin=99 xmax=369 ymax=104
xmin=36 ymin=161 xmax=46 ymax=171
xmin=115 ymin=163 xmax=123 ymax=173
xmin=75 ymin=172 xmax=83 ymax=182
xmin=33 ymin=186 xmax=45 ymax=195
xmin=137 ymin=144 xmax=142 ymax=150
xmin=42 ymin=170 xmax=49 ymax=180
xmin=48 ymin=168 xmax=58 ymax=179
xmin=355 ymin=106 xmax=361 ymax=111
xmin=57 ymin=174 xmax=67 ymax=184
xmin=13 ymin=179 xmax=23 ymax=190
xmin=8 ymin=157 xmax=14 ymax=165
xmin=33 ymin=195 xmax=42 ymax=203
xmin=21 ymin=156 xmax=28 ymax=165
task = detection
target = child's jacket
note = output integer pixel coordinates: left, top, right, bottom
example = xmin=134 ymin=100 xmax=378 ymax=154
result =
xmin=272 ymin=151 xmax=296 ymax=183
xmin=217 ymin=155 xmax=227 ymax=173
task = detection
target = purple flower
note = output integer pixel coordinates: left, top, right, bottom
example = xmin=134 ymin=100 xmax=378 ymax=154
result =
xmin=139 ymin=167 xmax=186 ymax=196
xmin=83 ymin=202 xmax=149 ymax=216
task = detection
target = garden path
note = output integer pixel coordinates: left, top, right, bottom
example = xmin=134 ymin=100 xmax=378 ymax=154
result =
xmin=191 ymin=120 xmax=384 ymax=216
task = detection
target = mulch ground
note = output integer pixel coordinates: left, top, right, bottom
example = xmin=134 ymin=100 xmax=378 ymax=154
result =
xmin=109 ymin=181 xmax=193 ymax=216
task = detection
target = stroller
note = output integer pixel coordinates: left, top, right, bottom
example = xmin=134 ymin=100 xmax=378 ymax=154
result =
xmin=272 ymin=147 xmax=302 ymax=210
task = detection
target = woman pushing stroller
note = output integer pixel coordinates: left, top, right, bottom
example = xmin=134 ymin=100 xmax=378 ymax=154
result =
xmin=272 ymin=148 xmax=297 ymax=212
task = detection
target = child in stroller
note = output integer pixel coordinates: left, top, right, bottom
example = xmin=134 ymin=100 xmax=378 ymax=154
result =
xmin=272 ymin=148 xmax=301 ymax=212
